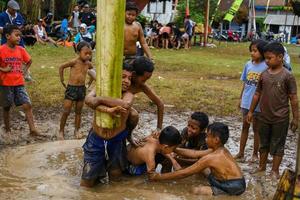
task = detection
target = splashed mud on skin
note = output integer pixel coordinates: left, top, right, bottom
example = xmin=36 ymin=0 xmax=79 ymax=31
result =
xmin=0 ymin=111 xmax=297 ymax=199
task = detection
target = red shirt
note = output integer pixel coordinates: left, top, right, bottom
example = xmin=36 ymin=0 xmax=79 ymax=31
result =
xmin=0 ymin=44 xmax=31 ymax=86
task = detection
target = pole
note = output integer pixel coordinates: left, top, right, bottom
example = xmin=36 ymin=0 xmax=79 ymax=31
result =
xmin=247 ymin=0 xmax=252 ymax=38
xmin=204 ymin=0 xmax=210 ymax=47
xmin=95 ymin=1 xmax=125 ymax=129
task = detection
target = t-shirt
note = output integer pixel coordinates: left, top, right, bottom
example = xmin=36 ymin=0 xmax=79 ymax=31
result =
xmin=0 ymin=11 xmax=25 ymax=47
xmin=72 ymin=11 xmax=80 ymax=28
xmin=179 ymin=127 xmax=207 ymax=150
xmin=0 ymin=44 xmax=31 ymax=86
xmin=256 ymin=68 xmax=297 ymax=123
xmin=78 ymin=12 xmax=96 ymax=27
xmin=240 ymin=60 xmax=267 ymax=111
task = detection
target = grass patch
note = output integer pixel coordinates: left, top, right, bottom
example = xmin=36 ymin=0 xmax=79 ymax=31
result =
xmin=26 ymin=43 xmax=300 ymax=117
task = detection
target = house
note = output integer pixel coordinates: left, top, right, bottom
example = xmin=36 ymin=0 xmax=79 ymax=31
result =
xmin=140 ymin=0 xmax=177 ymax=24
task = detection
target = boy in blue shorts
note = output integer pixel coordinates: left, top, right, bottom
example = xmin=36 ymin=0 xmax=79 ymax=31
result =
xmin=247 ymin=42 xmax=299 ymax=178
xmin=0 ymin=24 xmax=39 ymax=136
xmin=80 ymin=63 xmax=134 ymax=187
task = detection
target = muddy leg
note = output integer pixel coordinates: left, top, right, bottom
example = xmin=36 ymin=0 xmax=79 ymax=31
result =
xmin=74 ymin=100 xmax=84 ymax=139
xmin=191 ymin=186 xmax=213 ymax=196
xmin=258 ymin=151 xmax=268 ymax=171
xmin=59 ymin=99 xmax=73 ymax=140
xmin=235 ymin=116 xmax=250 ymax=161
xmin=3 ymin=106 xmax=11 ymax=133
xmin=250 ymin=117 xmax=259 ymax=162
xmin=271 ymin=155 xmax=283 ymax=179
xmin=22 ymin=103 xmax=39 ymax=135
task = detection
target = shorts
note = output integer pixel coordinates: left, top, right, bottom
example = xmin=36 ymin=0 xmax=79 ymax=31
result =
xmin=208 ymin=174 xmax=246 ymax=196
xmin=258 ymin=119 xmax=289 ymax=156
xmin=241 ymin=108 xmax=258 ymax=117
xmin=81 ymin=129 xmax=128 ymax=181
xmin=162 ymin=32 xmax=169 ymax=39
xmin=124 ymin=55 xmax=136 ymax=65
xmin=65 ymin=85 xmax=86 ymax=101
xmin=0 ymin=86 xmax=31 ymax=107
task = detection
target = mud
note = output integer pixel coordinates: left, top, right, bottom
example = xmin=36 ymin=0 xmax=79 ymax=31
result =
xmin=0 ymin=110 xmax=297 ymax=199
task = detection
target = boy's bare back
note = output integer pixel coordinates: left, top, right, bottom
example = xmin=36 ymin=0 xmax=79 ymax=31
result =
xmin=124 ymin=22 xmax=142 ymax=56
xmin=62 ymin=58 xmax=93 ymax=86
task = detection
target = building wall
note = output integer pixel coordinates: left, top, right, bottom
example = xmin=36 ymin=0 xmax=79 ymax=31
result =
xmin=141 ymin=1 xmax=174 ymax=24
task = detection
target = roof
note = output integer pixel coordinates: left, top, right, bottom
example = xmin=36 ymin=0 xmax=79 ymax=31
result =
xmin=264 ymin=14 xmax=300 ymax=25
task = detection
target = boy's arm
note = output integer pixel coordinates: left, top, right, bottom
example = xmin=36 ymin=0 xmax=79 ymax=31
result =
xmin=59 ymin=60 xmax=75 ymax=88
xmin=289 ymin=94 xmax=299 ymax=132
xmin=149 ymin=156 xmax=210 ymax=181
xmin=142 ymin=84 xmax=164 ymax=129
xmin=138 ymin=23 xmax=153 ymax=60
xmin=175 ymin=148 xmax=213 ymax=159
xmin=23 ymin=60 xmax=32 ymax=74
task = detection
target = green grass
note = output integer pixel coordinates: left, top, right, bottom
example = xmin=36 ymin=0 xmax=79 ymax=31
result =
xmin=26 ymin=43 xmax=300 ymax=117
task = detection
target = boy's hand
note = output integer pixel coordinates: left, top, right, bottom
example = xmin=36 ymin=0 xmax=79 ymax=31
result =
xmin=61 ymin=80 xmax=67 ymax=88
xmin=148 ymin=172 xmax=161 ymax=181
xmin=107 ymin=106 xmax=127 ymax=117
xmin=290 ymin=118 xmax=298 ymax=133
xmin=1 ymin=65 xmax=12 ymax=72
xmin=246 ymin=112 xmax=253 ymax=124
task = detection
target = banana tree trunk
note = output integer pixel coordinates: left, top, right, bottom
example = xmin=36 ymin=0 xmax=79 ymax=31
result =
xmin=95 ymin=0 xmax=125 ymax=129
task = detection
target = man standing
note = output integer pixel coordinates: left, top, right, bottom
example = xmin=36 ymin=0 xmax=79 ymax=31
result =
xmin=78 ymin=4 xmax=96 ymax=27
xmin=0 ymin=0 xmax=25 ymax=47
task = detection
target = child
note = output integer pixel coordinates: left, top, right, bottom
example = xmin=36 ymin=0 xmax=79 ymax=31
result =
xmin=247 ymin=42 xmax=299 ymax=178
xmin=235 ymin=40 xmax=268 ymax=162
xmin=124 ymin=2 xmax=153 ymax=62
xmin=58 ymin=41 xmax=93 ymax=140
xmin=0 ymin=24 xmax=39 ymax=135
xmin=150 ymin=122 xmax=246 ymax=196
xmin=126 ymin=126 xmax=182 ymax=177
xmin=80 ymin=63 xmax=134 ymax=188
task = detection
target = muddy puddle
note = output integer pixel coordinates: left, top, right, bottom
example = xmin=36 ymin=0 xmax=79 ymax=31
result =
xmin=0 ymin=111 xmax=297 ymax=199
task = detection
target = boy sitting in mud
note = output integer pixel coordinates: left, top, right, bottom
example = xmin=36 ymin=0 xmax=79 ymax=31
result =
xmin=80 ymin=63 xmax=134 ymax=188
xmin=126 ymin=126 xmax=182 ymax=177
xmin=150 ymin=122 xmax=246 ymax=196
xmin=124 ymin=2 xmax=153 ymax=63
xmin=58 ymin=41 xmax=94 ymax=140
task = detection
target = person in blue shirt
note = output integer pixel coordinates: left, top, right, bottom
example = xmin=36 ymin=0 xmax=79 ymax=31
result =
xmin=235 ymin=40 xmax=268 ymax=163
xmin=0 ymin=0 xmax=25 ymax=47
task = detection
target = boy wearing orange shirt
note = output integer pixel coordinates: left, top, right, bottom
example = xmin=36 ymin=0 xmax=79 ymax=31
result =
xmin=0 ymin=24 xmax=39 ymax=135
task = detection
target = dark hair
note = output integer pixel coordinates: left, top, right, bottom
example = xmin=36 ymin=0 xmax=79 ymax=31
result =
xmin=126 ymin=2 xmax=139 ymax=13
xmin=159 ymin=126 xmax=182 ymax=146
xmin=3 ymin=24 xmax=20 ymax=36
xmin=207 ymin=122 xmax=229 ymax=145
xmin=263 ymin=42 xmax=285 ymax=56
xmin=249 ymin=39 xmax=268 ymax=59
xmin=76 ymin=41 xmax=91 ymax=52
xmin=132 ymin=56 xmax=154 ymax=76
xmin=123 ymin=62 xmax=133 ymax=72
xmin=191 ymin=112 xmax=209 ymax=131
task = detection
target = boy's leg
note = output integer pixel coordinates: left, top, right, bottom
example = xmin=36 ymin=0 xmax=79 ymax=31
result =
xmin=22 ymin=103 xmax=39 ymax=135
xmin=3 ymin=106 xmax=11 ymax=133
xmin=59 ymin=99 xmax=73 ymax=140
xmin=74 ymin=100 xmax=84 ymax=139
xmin=257 ymin=120 xmax=272 ymax=172
xmin=235 ymin=112 xmax=250 ymax=160
xmin=251 ymin=116 xmax=259 ymax=162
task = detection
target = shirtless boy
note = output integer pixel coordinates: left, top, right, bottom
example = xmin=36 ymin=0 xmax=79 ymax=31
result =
xmin=80 ymin=63 xmax=134 ymax=187
xmin=58 ymin=41 xmax=93 ymax=140
xmin=124 ymin=2 xmax=153 ymax=62
xmin=126 ymin=126 xmax=182 ymax=177
xmin=150 ymin=122 xmax=246 ymax=196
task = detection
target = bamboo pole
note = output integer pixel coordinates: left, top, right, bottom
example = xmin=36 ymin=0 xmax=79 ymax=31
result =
xmin=95 ymin=0 xmax=125 ymax=129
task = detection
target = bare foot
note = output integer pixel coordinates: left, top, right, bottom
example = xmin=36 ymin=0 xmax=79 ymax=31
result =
xmin=250 ymin=167 xmax=266 ymax=175
xmin=234 ymin=153 xmax=245 ymax=162
xmin=74 ymin=130 xmax=84 ymax=139
xmin=269 ymin=171 xmax=280 ymax=180
xmin=57 ymin=131 xmax=65 ymax=140
xmin=30 ymin=129 xmax=41 ymax=136
xmin=248 ymin=155 xmax=259 ymax=163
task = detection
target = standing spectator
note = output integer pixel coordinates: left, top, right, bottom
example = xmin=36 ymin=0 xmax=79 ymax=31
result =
xmin=0 ymin=0 xmax=25 ymax=47
xmin=78 ymin=4 xmax=96 ymax=27
xmin=159 ymin=23 xmax=172 ymax=49
xmin=69 ymin=5 xmax=80 ymax=33
xmin=184 ymin=15 xmax=194 ymax=49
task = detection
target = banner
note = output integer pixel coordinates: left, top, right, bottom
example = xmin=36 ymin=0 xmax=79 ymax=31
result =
xmin=224 ymin=0 xmax=244 ymax=22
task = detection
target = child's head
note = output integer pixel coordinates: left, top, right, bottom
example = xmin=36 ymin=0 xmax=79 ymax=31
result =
xmin=132 ymin=56 xmax=154 ymax=84
xmin=187 ymin=112 xmax=209 ymax=138
xmin=3 ymin=24 xmax=21 ymax=46
xmin=125 ymin=2 xmax=139 ymax=24
xmin=122 ymin=62 xmax=133 ymax=92
xmin=159 ymin=126 xmax=182 ymax=154
xmin=74 ymin=5 xmax=79 ymax=11
xmin=249 ymin=39 xmax=267 ymax=62
xmin=79 ymin=23 xmax=87 ymax=33
xmin=205 ymin=122 xmax=229 ymax=148
xmin=76 ymin=41 xmax=92 ymax=61
xmin=263 ymin=42 xmax=285 ymax=69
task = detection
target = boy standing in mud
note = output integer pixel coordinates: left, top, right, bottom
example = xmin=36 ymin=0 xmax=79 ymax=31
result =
xmin=80 ymin=63 xmax=134 ymax=188
xmin=58 ymin=41 xmax=94 ymax=140
xmin=0 ymin=25 xmax=39 ymax=136
xmin=247 ymin=42 xmax=299 ymax=178
xmin=150 ymin=122 xmax=246 ymax=196
xmin=124 ymin=2 xmax=153 ymax=62
xmin=126 ymin=126 xmax=182 ymax=177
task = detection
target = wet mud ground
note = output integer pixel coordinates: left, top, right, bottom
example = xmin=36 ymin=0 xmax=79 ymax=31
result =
xmin=0 ymin=108 xmax=297 ymax=199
